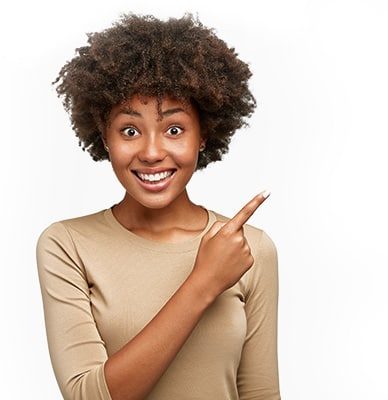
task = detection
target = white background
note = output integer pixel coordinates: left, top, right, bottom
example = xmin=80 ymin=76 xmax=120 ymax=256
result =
xmin=1 ymin=0 xmax=387 ymax=398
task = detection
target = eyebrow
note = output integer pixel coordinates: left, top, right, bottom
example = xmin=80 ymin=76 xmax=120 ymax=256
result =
xmin=117 ymin=107 xmax=188 ymax=118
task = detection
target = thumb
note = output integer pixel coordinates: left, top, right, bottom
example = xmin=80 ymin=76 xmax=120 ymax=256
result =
xmin=204 ymin=221 xmax=226 ymax=239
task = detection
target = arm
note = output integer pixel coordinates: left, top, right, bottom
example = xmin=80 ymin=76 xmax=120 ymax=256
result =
xmin=36 ymin=222 xmax=215 ymax=400
xmin=237 ymin=230 xmax=281 ymax=400
xmin=103 ymin=264 xmax=214 ymax=400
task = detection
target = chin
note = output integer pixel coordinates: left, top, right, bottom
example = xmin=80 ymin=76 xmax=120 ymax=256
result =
xmin=133 ymin=195 xmax=177 ymax=209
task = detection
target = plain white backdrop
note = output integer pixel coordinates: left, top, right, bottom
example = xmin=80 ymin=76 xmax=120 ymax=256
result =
xmin=1 ymin=0 xmax=387 ymax=398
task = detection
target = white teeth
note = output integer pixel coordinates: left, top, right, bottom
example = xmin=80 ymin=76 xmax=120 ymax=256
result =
xmin=137 ymin=170 xmax=174 ymax=182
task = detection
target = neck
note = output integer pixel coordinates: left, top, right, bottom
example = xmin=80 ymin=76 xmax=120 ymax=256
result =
xmin=113 ymin=190 xmax=202 ymax=231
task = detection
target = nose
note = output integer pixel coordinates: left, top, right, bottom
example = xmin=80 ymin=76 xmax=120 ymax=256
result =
xmin=137 ymin=134 xmax=166 ymax=164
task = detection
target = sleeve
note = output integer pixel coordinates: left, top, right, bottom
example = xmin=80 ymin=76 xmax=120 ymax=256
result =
xmin=237 ymin=229 xmax=281 ymax=400
xmin=36 ymin=222 xmax=113 ymax=400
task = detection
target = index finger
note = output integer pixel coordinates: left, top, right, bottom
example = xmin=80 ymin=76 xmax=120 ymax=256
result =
xmin=222 ymin=191 xmax=270 ymax=233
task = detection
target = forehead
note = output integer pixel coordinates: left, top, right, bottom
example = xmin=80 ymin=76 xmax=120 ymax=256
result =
xmin=110 ymin=94 xmax=195 ymax=119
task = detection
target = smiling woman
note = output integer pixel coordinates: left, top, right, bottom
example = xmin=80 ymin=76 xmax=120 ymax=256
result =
xmin=36 ymin=11 xmax=281 ymax=400
xmin=103 ymin=94 xmax=206 ymax=215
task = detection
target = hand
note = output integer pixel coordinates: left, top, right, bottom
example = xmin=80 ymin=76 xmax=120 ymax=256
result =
xmin=190 ymin=190 xmax=271 ymax=300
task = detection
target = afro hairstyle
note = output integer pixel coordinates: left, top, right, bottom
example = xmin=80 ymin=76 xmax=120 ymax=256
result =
xmin=52 ymin=11 xmax=257 ymax=171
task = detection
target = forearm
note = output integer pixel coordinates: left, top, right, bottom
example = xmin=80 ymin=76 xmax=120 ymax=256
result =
xmin=104 ymin=273 xmax=215 ymax=400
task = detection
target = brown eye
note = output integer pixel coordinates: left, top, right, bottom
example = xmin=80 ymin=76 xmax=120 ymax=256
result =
xmin=167 ymin=126 xmax=183 ymax=136
xmin=121 ymin=126 xmax=139 ymax=137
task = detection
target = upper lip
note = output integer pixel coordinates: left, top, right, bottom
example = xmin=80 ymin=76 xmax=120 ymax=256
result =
xmin=132 ymin=167 xmax=177 ymax=174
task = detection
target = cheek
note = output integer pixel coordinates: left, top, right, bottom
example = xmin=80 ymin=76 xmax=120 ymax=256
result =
xmin=109 ymin=153 xmax=135 ymax=180
xmin=172 ymin=142 xmax=199 ymax=166
xmin=110 ymin=144 xmax=136 ymax=164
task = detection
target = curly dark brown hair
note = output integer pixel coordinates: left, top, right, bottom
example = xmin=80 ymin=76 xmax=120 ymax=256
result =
xmin=52 ymin=11 xmax=257 ymax=171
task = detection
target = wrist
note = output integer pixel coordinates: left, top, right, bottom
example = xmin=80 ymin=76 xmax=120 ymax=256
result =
xmin=184 ymin=272 xmax=218 ymax=308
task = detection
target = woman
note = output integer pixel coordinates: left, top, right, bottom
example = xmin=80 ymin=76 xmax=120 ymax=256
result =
xmin=36 ymin=12 xmax=281 ymax=400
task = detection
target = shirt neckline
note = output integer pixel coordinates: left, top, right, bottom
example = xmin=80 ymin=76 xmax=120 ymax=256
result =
xmin=103 ymin=204 xmax=217 ymax=253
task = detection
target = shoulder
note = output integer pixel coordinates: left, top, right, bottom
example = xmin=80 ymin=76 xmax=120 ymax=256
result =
xmin=36 ymin=208 xmax=108 ymax=244
xmin=35 ymin=209 xmax=110 ymax=275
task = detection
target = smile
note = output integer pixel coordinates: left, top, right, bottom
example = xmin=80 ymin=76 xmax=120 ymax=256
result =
xmin=131 ymin=169 xmax=177 ymax=192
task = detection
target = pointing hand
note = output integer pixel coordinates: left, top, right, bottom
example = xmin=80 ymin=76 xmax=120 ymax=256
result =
xmin=190 ymin=190 xmax=271 ymax=300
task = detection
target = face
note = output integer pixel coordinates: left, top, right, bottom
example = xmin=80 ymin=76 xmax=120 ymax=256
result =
xmin=102 ymin=94 xmax=206 ymax=209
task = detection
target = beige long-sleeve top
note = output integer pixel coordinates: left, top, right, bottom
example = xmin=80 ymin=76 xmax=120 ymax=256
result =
xmin=36 ymin=205 xmax=281 ymax=400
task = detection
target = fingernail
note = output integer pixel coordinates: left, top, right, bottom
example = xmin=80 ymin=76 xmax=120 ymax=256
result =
xmin=262 ymin=190 xmax=271 ymax=199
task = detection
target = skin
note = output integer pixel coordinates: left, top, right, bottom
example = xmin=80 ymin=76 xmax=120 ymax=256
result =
xmin=101 ymin=93 xmax=208 ymax=242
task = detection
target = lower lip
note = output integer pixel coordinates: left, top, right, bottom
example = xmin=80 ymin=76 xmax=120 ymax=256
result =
xmin=132 ymin=170 xmax=177 ymax=192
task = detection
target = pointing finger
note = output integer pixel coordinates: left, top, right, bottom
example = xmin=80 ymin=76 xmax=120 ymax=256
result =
xmin=222 ymin=190 xmax=271 ymax=234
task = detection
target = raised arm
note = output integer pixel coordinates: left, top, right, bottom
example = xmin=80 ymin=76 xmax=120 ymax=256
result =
xmin=236 ymin=230 xmax=281 ymax=400
xmin=36 ymin=221 xmax=215 ymax=400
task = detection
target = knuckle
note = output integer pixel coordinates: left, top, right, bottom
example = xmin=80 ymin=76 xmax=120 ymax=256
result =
xmin=244 ymin=206 xmax=253 ymax=217
xmin=220 ymin=225 xmax=231 ymax=235
xmin=230 ymin=233 xmax=243 ymax=243
xmin=236 ymin=235 xmax=244 ymax=244
xmin=216 ymin=228 xmax=228 ymax=238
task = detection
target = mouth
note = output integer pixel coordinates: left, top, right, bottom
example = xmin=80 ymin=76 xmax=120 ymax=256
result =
xmin=131 ymin=169 xmax=177 ymax=192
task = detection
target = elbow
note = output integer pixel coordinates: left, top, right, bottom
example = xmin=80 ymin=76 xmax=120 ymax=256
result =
xmin=61 ymin=362 xmax=112 ymax=400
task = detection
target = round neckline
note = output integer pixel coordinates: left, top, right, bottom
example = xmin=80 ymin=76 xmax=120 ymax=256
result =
xmin=103 ymin=204 xmax=216 ymax=253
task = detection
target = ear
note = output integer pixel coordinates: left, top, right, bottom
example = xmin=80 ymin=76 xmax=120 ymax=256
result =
xmin=96 ymin=114 xmax=108 ymax=144
xmin=100 ymin=133 xmax=107 ymax=147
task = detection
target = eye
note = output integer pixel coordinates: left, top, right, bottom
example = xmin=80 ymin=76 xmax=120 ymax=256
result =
xmin=167 ymin=126 xmax=184 ymax=136
xmin=121 ymin=126 xmax=139 ymax=137
xmin=120 ymin=125 xmax=184 ymax=138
